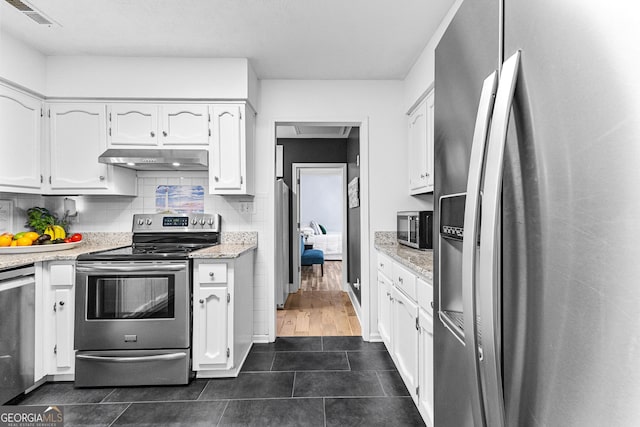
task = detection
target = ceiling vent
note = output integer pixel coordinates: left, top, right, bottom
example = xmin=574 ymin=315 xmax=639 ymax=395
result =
xmin=293 ymin=125 xmax=352 ymax=137
xmin=4 ymin=0 xmax=59 ymax=26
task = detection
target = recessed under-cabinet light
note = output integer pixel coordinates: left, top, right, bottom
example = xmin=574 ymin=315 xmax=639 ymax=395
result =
xmin=172 ymin=162 xmax=181 ymax=167
xmin=127 ymin=162 xmax=135 ymax=166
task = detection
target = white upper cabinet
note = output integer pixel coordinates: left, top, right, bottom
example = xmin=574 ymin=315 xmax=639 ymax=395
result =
xmin=209 ymin=103 xmax=255 ymax=195
xmin=108 ymin=103 xmax=210 ymax=147
xmin=46 ymin=103 xmax=137 ymax=195
xmin=108 ymin=104 xmax=158 ymax=146
xmin=161 ymin=104 xmax=210 ymax=146
xmin=408 ymin=89 xmax=434 ymax=194
xmin=0 ymin=84 xmax=43 ymax=193
xmin=48 ymin=104 xmax=109 ymax=190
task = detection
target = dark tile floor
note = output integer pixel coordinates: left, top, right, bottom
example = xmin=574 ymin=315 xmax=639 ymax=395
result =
xmin=9 ymin=337 xmax=425 ymax=426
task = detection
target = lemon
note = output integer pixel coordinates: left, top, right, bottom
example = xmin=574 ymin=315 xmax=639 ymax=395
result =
xmin=24 ymin=231 xmax=39 ymax=242
xmin=16 ymin=237 xmax=33 ymax=246
xmin=0 ymin=235 xmax=12 ymax=247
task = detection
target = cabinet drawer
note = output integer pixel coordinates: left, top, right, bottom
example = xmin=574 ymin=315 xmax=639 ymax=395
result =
xmin=417 ymin=277 xmax=433 ymax=315
xmin=198 ymin=264 xmax=227 ymax=284
xmin=50 ymin=263 xmax=75 ymax=286
xmin=377 ymin=253 xmax=393 ymax=278
xmin=393 ymin=263 xmax=417 ymax=301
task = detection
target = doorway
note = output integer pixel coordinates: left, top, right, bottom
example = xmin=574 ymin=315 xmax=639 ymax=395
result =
xmin=273 ymin=123 xmax=364 ymax=337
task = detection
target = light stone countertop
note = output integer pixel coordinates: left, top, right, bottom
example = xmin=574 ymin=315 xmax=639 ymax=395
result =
xmin=374 ymin=231 xmax=433 ymax=283
xmin=0 ymin=231 xmax=259 ymax=269
xmin=0 ymin=232 xmax=132 ymax=270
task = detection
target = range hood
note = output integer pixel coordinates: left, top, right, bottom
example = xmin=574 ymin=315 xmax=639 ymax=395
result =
xmin=98 ymin=149 xmax=208 ymax=171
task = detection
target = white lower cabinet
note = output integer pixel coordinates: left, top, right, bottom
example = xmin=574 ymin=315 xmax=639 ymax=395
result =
xmin=192 ymin=251 xmax=254 ymax=377
xmin=377 ymin=271 xmax=393 ymax=349
xmin=39 ymin=261 xmax=76 ymax=380
xmin=376 ymin=250 xmax=434 ymax=426
xmin=392 ymin=285 xmax=419 ymax=402
xmin=418 ymin=307 xmax=434 ymax=426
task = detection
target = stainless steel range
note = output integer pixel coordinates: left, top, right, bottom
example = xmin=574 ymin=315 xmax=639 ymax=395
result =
xmin=74 ymin=213 xmax=220 ymax=387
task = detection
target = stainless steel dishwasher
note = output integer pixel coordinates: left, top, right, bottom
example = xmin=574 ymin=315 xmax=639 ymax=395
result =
xmin=0 ymin=265 xmax=35 ymax=404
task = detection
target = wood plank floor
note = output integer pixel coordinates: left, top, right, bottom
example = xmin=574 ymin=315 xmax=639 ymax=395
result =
xmin=277 ymin=261 xmax=361 ymax=337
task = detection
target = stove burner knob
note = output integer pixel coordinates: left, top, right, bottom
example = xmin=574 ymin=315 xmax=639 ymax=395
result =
xmin=137 ymin=219 xmax=144 ymax=225
xmin=146 ymin=218 xmax=152 ymax=225
xmin=191 ymin=218 xmax=198 ymax=226
xmin=200 ymin=218 xmax=206 ymax=225
xmin=207 ymin=218 xmax=215 ymax=226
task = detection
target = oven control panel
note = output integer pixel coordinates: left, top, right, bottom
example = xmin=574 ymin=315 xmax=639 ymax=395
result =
xmin=132 ymin=213 xmax=220 ymax=232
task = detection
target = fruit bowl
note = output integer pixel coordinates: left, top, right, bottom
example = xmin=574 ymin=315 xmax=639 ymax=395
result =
xmin=0 ymin=241 xmax=83 ymax=254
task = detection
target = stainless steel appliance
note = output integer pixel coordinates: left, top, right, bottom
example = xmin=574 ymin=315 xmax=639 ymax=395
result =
xmin=434 ymin=0 xmax=640 ymax=426
xmin=0 ymin=265 xmax=35 ymax=404
xmin=74 ymin=213 xmax=220 ymax=387
xmin=98 ymin=148 xmax=208 ymax=170
xmin=397 ymin=210 xmax=433 ymax=250
xmin=275 ymin=179 xmax=290 ymax=308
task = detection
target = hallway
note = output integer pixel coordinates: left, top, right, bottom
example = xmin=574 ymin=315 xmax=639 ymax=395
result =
xmin=277 ymin=261 xmax=361 ymax=336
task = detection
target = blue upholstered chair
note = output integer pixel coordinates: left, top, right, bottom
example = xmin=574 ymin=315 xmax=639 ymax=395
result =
xmin=300 ymin=236 xmax=325 ymax=276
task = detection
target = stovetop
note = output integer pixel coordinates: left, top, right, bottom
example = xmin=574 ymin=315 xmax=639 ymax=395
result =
xmin=78 ymin=213 xmax=221 ymax=261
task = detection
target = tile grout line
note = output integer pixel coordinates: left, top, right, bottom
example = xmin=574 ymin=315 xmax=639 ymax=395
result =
xmin=216 ymin=399 xmax=231 ymax=427
xmin=100 ymin=388 xmax=117 ymax=403
xmin=291 ymin=371 xmax=297 ymax=398
xmin=374 ymin=370 xmax=388 ymax=397
xmin=323 ymin=397 xmax=327 ymax=427
xmin=195 ymin=380 xmax=210 ymax=401
xmin=106 ymin=402 xmax=132 ymax=427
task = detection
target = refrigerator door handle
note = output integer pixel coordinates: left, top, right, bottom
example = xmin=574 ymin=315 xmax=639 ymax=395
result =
xmin=462 ymin=70 xmax=499 ymax=427
xmin=478 ymin=50 xmax=521 ymax=427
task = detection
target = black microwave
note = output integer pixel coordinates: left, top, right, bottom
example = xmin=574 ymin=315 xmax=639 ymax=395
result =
xmin=397 ymin=210 xmax=433 ymax=250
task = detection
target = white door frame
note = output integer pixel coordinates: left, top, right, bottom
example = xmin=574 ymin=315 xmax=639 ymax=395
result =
xmin=292 ymin=163 xmax=348 ymax=293
xmin=269 ymin=118 xmax=371 ymax=342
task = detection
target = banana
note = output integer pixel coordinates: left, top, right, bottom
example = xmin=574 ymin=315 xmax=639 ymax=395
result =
xmin=44 ymin=225 xmax=66 ymax=240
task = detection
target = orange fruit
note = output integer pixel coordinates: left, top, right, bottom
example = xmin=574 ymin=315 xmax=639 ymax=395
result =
xmin=10 ymin=240 xmax=17 ymax=246
xmin=16 ymin=237 xmax=32 ymax=246
xmin=0 ymin=235 xmax=12 ymax=247
xmin=24 ymin=232 xmax=39 ymax=242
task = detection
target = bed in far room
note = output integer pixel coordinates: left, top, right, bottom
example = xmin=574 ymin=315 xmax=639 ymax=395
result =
xmin=301 ymin=223 xmax=343 ymax=261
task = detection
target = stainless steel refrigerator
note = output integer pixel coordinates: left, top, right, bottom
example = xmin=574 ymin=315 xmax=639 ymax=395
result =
xmin=434 ymin=0 xmax=640 ymax=426
xmin=275 ymin=179 xmax=290 ymax=308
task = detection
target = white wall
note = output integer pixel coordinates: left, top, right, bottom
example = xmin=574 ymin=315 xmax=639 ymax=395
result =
xmin=300 ymin=171 xmax=343 ymax=233
xmin=403 ymin=0 xmax=464 ymax=113
xmin=0 ymin=30 xmax=46 ymax=94
xmin=45 ymin=56 xmax=254 ymax=102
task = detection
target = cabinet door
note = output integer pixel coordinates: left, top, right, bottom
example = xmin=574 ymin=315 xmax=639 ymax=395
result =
xmin=418 ymin=308 xmax=434 ymax=426
xmin=425 ymin=90 xmax=435 ymax=191
xmin=193 ymin=286 xmax=228 ymax=367
xmin=408 ymin=99 xmax=428 ymax=194
xmin=392 ymin=286 xmax=419 ymax=402
xmin=210 ymin=104 xmax=244 ymax=193
xmin=377 ymin=272 xmax=393 ymax=349
xmin=0 ymin=85 xmax=42 ymax=191
xmin=48 ymin=103 xmax=109 ymax=190
xmin=53 ymin=288 xmax=74 ymax=370
xmin=108 ymin=104 xmax=158 ymax=146
xmin=160 ymin=104 xmax=210 ymax=146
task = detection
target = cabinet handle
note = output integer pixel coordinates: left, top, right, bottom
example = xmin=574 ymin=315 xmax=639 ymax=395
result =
xmin=209 ymin=272 xmax=215 ymax=277
xmin=420 ymin=174 xmax=425 ymax=179
xmin=49 ymin=176 xmax=52 ymax=184
xmin=380 ymin=263 xmax=384 ymax=268
xmin=199 ymin=299 xmax=204 ymax=304
xmin=150 ymin=131 xmax=155 ymax=137
xmin=59 ymin=301 xmax=65 ymax=306
xmin=214 ymin=176 xmax=219 ymax=182
xmin=99 ymin=176 xmax=105 ymax=181
xmin=163 ymin=131 xmax=167 ymax=137
xmin=398 ymin=277 xmax=403 ymax=283
xmin=386 ymin=292 xmax=391 ymax=297
xmin=40 ymin=175 xmax=43 ymax=184
xmin=425 ymin=172 xmax=430 ymax=177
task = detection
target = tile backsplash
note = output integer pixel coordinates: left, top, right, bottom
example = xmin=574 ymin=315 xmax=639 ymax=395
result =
xmin=1 ymin=172 xmax=265 ymax=234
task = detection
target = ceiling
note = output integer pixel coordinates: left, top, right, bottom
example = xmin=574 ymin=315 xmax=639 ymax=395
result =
xmin=0 ymin=0 xmax=455 ymax=80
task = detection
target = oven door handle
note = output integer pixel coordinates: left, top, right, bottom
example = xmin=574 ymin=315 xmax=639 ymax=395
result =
xmin=76 ymin=352 xmax=187 ymax=363
xmin=76 ymin=265 xmax=186 ymax=273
